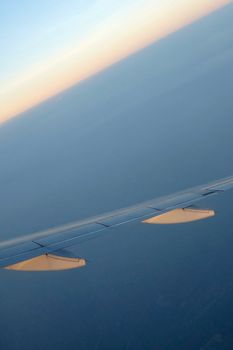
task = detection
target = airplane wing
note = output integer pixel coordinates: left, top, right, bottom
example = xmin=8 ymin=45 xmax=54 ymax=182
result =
xmin=1 ymin=175 xmax=233 ymax=271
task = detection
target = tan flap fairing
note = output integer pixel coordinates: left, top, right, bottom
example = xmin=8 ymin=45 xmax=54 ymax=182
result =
xmin=143 ymin=208 xmax=215 ymax=224
xmin=5 ymin=254 xmax=86 ymax=271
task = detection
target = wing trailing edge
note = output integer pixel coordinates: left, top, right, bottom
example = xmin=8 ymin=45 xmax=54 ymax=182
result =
xmin=1 ymin=175 xmax=233 ymax=271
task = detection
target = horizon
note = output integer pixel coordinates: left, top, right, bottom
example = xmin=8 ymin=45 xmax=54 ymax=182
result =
xmin=0 ymin=0 xmax=230 ymax=124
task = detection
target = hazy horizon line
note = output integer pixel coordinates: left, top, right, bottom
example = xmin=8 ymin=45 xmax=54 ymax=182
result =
xmin=1 ymin=1 xmax=231 ymax=126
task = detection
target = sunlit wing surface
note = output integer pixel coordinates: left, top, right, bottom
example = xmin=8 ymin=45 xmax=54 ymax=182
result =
xmin=1 ymin=175 xmax=233 ymax=271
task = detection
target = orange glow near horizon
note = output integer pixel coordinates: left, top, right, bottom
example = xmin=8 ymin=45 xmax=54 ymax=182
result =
xmin=0 ymin=0 xmax=230 ymax=124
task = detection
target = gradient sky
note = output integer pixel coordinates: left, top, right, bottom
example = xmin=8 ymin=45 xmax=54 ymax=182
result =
xmin=0 ymin=0 xmax=231 ymax=123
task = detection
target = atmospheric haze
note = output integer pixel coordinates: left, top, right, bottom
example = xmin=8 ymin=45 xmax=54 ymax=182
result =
xmin=0 ymin=3 xmax=233 ymax=350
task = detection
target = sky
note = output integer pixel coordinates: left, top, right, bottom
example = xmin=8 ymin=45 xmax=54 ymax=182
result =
xmin=0 ymin=0 xmax=231 ymax=124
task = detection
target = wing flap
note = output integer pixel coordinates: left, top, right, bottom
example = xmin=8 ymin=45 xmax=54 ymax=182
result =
xmin=146 ymin=192 xmax=201 ymax=210
xmin=96 ymin=206 xmax=158 ymax=227
xmin=1 ymin=175 xmax=233 ymax=271
xmin=0 ymin=224 xmax=106 ymax=268
xmin=35 ymin=223 xmax=104 ymax=246
xmin=0 ymin=241 xmax=40 ymax=259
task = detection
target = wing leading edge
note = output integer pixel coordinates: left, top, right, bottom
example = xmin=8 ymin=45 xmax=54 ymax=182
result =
xmin=1 ymin=175 xmax=233 ymax=271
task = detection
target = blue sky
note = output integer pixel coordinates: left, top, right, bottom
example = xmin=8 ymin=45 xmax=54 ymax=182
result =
xmin=0 ymin=0 xmax=230 ymax=123
xmin=0 ymin=1 xmax=121 ymax=81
